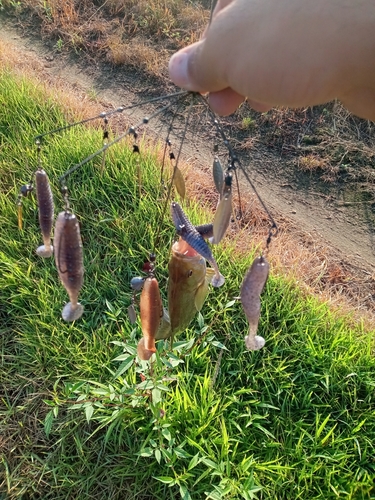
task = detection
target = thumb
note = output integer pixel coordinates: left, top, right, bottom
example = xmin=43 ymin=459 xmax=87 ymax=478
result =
xmin=169 ymin=0 xmax=237 ymax=92
xmin=169 ymin=39 xmax=228 ymax=93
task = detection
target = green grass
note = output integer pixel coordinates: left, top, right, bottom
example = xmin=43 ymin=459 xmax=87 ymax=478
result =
xmin=0 ymin=68 xmax=375 ymax=500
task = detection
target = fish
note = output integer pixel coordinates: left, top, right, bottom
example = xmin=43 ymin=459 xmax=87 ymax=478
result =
xmin=170 ymin=202 xmax=224 ymax=287
xmin=240 ymin=256 xmax=269 ymax=350
xmin=159 ymin=237 xmax=215 ymax=339
xmin=137 ymin=276 xmax=163 ymax=360
xmin=35 ymin=169 xmax=54 ymax=257
xmin=212 ymin=173 xmax=232 ymax=245
xmin=54 ymin=211 xmax=84 ymax=322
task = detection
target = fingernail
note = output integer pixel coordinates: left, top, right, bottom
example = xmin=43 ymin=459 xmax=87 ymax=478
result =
xmin=169 ymin=51 xmax=194 ymax=90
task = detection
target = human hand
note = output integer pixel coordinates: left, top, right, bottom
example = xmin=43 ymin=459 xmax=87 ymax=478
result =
xmin=169 ymin=0 xmax=375 ymax=120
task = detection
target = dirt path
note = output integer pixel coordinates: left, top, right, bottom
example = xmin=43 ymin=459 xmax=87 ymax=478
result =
xmin=0 ymin=16 xmax=374 ymax=315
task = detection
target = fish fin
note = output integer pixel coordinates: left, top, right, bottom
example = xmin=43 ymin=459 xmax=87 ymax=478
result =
xmin=195 ymin=280 xmax=209 ymax=311
xmin=155 ymin=308 xmax=171 ymax=340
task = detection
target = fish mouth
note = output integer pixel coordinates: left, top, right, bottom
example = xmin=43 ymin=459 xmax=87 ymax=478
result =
xmin=172 ymin=237 xmax=200 ymax=259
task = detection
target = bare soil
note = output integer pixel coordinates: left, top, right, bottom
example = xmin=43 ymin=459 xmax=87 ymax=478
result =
xmin=0 ymin=13 xmax=374 ymax=321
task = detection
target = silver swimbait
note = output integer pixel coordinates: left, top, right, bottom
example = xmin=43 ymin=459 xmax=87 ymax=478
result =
xmin=212 ymin=157 xmax=224 ymax=197
xmin=170 ymin=202 xmax=224 ymax=287
xmin=212 ymin=173 xmax=232 ymax=244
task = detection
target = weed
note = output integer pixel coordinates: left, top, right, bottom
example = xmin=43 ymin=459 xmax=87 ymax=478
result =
xmin=54 ymin=37 xmax=64 ymax=52
xmin=241 ymin=116 xmax=256 ymax=130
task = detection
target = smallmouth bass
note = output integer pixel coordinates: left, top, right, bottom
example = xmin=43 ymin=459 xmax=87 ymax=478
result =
xmin=161 ymin=237 xmax=215 ymax=338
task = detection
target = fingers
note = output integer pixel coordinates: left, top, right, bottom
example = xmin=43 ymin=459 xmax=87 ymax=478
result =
xmin=207 ymin=88 xmax=245 ymax=116
xmin=207 ymin=88 xmax=272 ymax=116
xmin=169 ymin=0 xmax=375 ymax=120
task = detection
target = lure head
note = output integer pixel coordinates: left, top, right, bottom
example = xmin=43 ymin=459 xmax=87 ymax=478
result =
xmin=20 ymin=184 xmax=33 ymax=197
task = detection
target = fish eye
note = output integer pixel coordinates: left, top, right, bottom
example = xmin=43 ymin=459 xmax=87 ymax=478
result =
xmin=187 ymin=269 xmax=193 ymax=278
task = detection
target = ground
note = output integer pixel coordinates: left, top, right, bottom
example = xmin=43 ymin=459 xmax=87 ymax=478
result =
xmin=0 ymin=12 xmax=374 ymax=323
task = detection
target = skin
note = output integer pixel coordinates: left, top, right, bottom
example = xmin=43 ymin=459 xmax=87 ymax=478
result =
xmin=169 ymin=0 xmax=375 ymax=120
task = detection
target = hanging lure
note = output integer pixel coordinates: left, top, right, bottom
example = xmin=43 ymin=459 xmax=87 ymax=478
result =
xmin=137 ymin=276 xmax=163 ymax=361
xmin=173 ymin=166 xmax=186 ymax=200
xmin=240 ymin=256 xmax=269 ymax=350
xmin=161 ymin=237 xmax=215 ymax=339
xmin=212 ymin=156 xmax=224 ymax=197
xmin=212 ymin=172 xmax=232 ymax=245
xmin=35 ymin=168 xmax=54 ymax=257
xmin=54 ymin=211 xmax=84 ymax=322
xmin=17 ymin=182 xmax=33 ymax=230
xmin=171 ymin=202 xmax=225 ymax=287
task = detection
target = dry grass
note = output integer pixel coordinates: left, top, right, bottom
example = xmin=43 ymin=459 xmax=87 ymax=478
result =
xmin=234 ymin=102 xmax=375 ymax=184
xmin=10 ymin=0 xmax=208 ymax=78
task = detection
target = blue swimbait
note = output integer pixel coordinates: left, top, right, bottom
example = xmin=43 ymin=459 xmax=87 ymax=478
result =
xmin=170 ymin=202 xmax=225 ymax=287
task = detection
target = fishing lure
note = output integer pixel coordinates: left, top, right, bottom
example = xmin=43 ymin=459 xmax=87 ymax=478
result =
xmin=54 ymin=211 xmax=84 ymax=322
xmin=130 ymin=276 xmax=145 ymax=291
xmin=170 ymin=201 xmax=225 ymax=287
xmin=212 ymin=156 xmax=224 ymax=197
xmin=212 ymin=172 xmax=232 ymax=245
xmin=35 ymin=168 xmax=54 ymax=257
xmin=173 ymin=166 xmax=186 ymax=200
xmin=240 ymin=256 xmax=269 ymax=350
xmin=137 ymin=276 xmax=163 ymax=361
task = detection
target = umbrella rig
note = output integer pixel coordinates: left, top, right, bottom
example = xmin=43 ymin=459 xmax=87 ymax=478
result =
xmin=17 ymin=91 xmax=278 ymax=355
